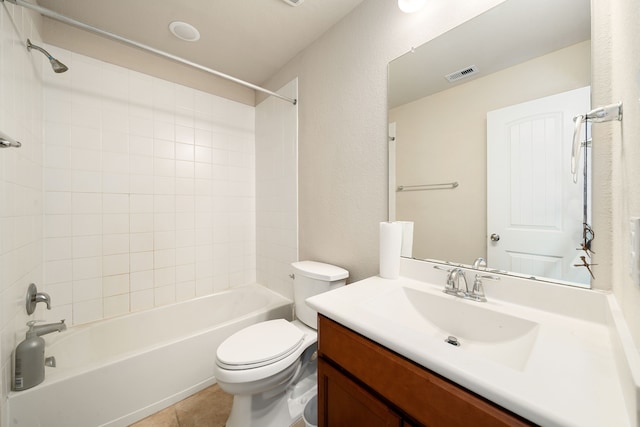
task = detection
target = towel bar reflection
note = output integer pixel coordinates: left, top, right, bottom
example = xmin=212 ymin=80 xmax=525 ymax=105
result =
xmin=0 ymin=131 xmax=22 ymax=148
xmin=397 ymin=182 xmax=459 ymax=192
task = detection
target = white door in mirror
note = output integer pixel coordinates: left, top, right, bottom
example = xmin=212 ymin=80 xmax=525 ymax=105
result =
xmin=487 ymin=86 xmax=591 ymax=285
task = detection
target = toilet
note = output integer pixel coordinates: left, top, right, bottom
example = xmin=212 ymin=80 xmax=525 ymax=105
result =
xmin=214 ymin=261 xmax=348 ymax=427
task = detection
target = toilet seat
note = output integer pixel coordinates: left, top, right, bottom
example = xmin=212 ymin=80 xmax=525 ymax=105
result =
xmin=216 ymin=319 xmax=305 ymax=370
xmin=214 ymin=320 xmax=317 ymax=386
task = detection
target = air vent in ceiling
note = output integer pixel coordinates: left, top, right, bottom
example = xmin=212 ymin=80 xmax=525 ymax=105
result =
xmin=281 ymin=0 xmax=304 ymax=6
xmin=444 ymin=65 xmax=479 ymax=83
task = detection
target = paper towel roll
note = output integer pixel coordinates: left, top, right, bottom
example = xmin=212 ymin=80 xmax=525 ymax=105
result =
xmin=379 ymin=222 xmax=402 ymax=279
xmin=397 ymin=221 xmax=414 ymax=258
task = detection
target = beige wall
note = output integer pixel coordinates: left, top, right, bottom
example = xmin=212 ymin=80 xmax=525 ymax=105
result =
xmin=256 ymin=79 xmax=299 ymax=300
xmin=390 ymin=41 xmax=590 ymax=264
xmin=261 ymin=0 xmax=506 ymax=281
xmin=262 ymin=0 xmax=639 ymax=349
xmin=42 ymin=18 xmax=256 ymax=106
xmin=592 ymin=0 xmax=640 ymax=346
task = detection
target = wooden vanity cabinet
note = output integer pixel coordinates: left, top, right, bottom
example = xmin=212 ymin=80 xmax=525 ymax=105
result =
xmin=317 ymin=315 xmax=535 ymax=427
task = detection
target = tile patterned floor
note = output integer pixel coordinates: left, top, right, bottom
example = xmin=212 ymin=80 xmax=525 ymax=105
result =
xmin=129 ymin=384 xmax=307 ymax=427
xmin=129 ymin=384 xmax=233 ymax=427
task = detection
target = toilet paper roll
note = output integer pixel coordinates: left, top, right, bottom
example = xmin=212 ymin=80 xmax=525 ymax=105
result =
xmin=379 ymin=222 xmax=402 ymax=279
xmin=397 ymin=221 xmax=414 ymax=258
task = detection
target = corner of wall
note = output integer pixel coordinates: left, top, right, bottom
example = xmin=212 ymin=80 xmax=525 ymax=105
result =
xmin=0 ymin=3 xmax=45 ymax=425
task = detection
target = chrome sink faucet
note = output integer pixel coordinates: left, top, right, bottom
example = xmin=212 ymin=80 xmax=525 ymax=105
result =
xmin=434 ymin=265 xmax=500 ymax=302
xmin=444 ymin=268 xmax=468 ymax=296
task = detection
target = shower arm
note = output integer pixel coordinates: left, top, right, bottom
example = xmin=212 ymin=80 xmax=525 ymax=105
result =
xmin=26 ymin=40 xmax=53 ymax=60
xmin=2 ymin=0 xmax=297 ymax=106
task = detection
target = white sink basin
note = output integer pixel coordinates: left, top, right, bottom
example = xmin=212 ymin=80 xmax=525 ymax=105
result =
xmin=360 ymin=286 xmax=539 ymax=371
xmin=307 ymin=267 xmax=634 ymax=427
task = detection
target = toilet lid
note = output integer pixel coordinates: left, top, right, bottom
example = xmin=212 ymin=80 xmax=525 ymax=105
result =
xmin=216 ymin=319 xmax=305 ymax=370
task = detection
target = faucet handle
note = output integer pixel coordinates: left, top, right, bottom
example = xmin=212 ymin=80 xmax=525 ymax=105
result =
xmin=469 ymin=274 xmax=500 ymax=302
xmin=470 ymin=279 xmax=486 ymax=301
xmin=26 ymin=283 xmax=51 ymax=315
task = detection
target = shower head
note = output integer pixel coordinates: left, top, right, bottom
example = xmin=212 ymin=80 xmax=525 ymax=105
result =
xmin=26 ymin=39 xmax=68 ymax=73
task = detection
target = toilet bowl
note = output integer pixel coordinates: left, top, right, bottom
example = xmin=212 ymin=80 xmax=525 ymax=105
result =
xmin=214 ymin=261 xmax=348 ymax=427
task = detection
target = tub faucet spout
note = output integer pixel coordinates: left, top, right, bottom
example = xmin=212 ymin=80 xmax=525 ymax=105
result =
xmin=32 ymin=320 xmax=66 ymax=336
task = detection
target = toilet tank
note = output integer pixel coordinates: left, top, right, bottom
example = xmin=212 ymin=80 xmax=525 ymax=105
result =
xmin=292 ymin=261 xmax=348 ymax=329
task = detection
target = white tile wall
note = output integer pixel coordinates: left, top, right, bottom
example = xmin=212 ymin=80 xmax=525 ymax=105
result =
xmin=41 ymin=47 xmax=257 ymax=326
xmin=0 ymin=3 xmax=45 ymax=423
xmin=0 ymin=11 xmax=296 ymax=424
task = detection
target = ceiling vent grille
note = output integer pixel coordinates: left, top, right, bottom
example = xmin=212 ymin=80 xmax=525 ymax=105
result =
xmin=281 ymin=0 xmax=304 ymax=6
xmin=444 ymin=65 xmax=479 ymax=83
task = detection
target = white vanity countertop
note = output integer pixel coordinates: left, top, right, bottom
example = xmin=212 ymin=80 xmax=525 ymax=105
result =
xmin=307 ymin=270 xmax=636 ymax=427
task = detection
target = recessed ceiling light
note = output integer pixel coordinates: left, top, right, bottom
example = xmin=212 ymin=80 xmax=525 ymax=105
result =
xmin=398 ymin=0 xmax=426 ymax=13
xmin=169 ymin=21 xmax=200 ymax=42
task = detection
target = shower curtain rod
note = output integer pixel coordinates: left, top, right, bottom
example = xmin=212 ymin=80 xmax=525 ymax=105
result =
xmin=3 ymin=0 xmax=297 ymax=105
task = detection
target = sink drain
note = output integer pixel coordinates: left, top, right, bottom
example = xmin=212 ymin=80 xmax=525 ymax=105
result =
xmin=445 ymin=336 xmax=461 ymax=347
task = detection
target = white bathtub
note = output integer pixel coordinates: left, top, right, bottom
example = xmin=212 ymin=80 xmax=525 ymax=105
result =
xmin=7 ymin=284 xmax=292 ymax=427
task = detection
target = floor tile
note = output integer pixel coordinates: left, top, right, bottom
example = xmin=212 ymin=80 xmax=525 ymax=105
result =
xmin=130 ymin=405 xmax=179 ymax=427
xmin=175 ymin=385 xmax=233 ymax=426
xmin=129 ymin=384 xmax=231 ymax=427
xmin=130 ymin=383 xmax=311 ymax=427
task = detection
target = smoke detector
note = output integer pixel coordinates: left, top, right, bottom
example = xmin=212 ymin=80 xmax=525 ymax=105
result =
xmin=281 ymin=0 xmax=304 ymax=6
xmin=444 ymin=65 xmax=479 ymax=83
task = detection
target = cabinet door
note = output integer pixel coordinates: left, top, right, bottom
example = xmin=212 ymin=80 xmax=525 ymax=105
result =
xmin=318 ymin=358 xmax=402 ymax=427
xmin=318 ymin=315 xmax=534 ymax=427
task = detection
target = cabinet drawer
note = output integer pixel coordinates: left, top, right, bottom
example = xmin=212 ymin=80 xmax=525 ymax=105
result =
xmin=318 ymin=315 xmax=534 ymax=427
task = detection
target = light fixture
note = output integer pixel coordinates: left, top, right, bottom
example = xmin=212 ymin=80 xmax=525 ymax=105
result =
xmin=398 ymin=0 xmax=426 ymax=13
xmin=169 ymin=21 xmax=200 ymax=42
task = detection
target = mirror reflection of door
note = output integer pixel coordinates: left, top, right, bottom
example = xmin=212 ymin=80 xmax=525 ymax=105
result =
xmin=487 ymin=86 xmax=591 ymax=286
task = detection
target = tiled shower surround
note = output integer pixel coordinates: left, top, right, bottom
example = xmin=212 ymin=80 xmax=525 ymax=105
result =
xmin=1 ymin=4 xmax=296 ymax=420
xmin=41 ymin=48 xmax=257 ymax=325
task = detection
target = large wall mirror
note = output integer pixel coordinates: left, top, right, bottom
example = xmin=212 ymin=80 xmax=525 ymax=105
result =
xmin=388 ymin=0 xmax=592 ymax=287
